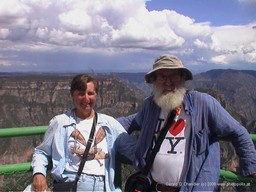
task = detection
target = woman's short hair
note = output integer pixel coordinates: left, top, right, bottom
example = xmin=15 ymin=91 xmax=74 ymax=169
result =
xmin=70 ymin=74 xmax=98 ymax=95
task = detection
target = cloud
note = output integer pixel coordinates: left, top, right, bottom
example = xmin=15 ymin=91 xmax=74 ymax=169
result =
xmin=194 ymin=39 xmax=208 ymax=49
xmin=211 ymin=55 xmax=228 ymax=65
xmin=207 ymin=23 xmax=256 ymax=64
xmin=0 ymin=28 xmax=10 ymax=38
xmin=0 ymin=0 xmax=255 ymax=72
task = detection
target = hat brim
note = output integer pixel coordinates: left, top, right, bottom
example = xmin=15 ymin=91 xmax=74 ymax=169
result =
xmin=145 ymin=67 xmax=193 ymax=83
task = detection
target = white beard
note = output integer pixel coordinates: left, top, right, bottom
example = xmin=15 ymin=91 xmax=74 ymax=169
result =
xmin=153 ymin=85 xmax=186 ymax=112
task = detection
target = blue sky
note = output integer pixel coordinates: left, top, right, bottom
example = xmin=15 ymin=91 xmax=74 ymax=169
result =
xmin=0 ymin=0 xmax=255 ymax=74
xmin=146 ymin=0 xmax=256 ymax=26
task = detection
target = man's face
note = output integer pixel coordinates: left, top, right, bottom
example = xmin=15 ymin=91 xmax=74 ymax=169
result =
xmin=153 ymin=69 xmax=186 ymax=111
xmin=154 ymin=69 xmax=184 ymax=94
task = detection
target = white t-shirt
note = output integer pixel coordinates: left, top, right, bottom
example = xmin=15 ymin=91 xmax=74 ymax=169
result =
xmin=151 ymin=107 xmax=190 ymax=187
xmin=65 ymin=117 xmax=108 ymax=176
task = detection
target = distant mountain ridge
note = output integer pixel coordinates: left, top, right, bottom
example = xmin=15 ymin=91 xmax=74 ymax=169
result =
xmin=1 ymin=69 xmax=255 ymax=123
xmin=112 ymin=69 xmax=256 ymax=122
xmin=203 ymin=69 xmax=256 ymax=78
xmin=186 ymin=69 xmax=256 ymax=121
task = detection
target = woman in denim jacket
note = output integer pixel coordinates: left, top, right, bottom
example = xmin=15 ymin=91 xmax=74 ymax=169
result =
xmin=31 ymin=74 xmax=135 ymax=192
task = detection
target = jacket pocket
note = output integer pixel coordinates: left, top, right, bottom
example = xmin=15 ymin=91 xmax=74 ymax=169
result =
xmin=194 ymin=129 xmax=209 ymax=155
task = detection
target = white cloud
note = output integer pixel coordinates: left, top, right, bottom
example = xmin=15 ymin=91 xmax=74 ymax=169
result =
xmin=59 ymin=9 xmax=92 ymax=32
xmin=164 ymin=10 xmax=212 ymax=38
xmin=211 ymin=55 xmax=228 ymax=65
xmin=0 ymin=0 xmax=255 ymax=72
xmin=194 ymin=39 xmax=208 ymax=49
xmin=0 ymin=28 xmax=10 ymax=39
xmin=35 ymin=27 xmax=49 ymax=39
xmin=207 ymin=23 xmax=256 ymax=64
xmin=111 ymin=9 xmax=185 ymax=49
xmin=0 ymin=0 xmax=187 ymax=50
xmin=0 ymin=0 xmax=31 ymax=17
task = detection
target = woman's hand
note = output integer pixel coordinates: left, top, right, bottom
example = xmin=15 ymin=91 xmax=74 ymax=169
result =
xmin=32 ymin=173 xmax=47 ymax=192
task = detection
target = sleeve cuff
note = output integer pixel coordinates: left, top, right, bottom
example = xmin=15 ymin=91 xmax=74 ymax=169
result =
xmin=33 ymin=167 xmax=47 ymax=177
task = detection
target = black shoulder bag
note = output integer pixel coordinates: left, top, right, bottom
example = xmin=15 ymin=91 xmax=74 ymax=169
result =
xmin=53 ymin=112 xmax=98 ymax=192
xmin=125 ymin=110 xmax=176 ymax=192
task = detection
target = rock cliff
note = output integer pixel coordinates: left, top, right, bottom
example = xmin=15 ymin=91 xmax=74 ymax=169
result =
xmin=0 ymin=73 xmax=144 ymax=166
xmin=0 ymin=74 xmax=143 ymax=128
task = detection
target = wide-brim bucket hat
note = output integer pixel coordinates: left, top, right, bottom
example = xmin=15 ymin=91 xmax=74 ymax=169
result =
xmin=145 ymin=54 xmax=193 ymax=83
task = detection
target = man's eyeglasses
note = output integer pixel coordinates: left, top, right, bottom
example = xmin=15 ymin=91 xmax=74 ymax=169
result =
xmin=155 ymin=73 xmax=181 ymax=83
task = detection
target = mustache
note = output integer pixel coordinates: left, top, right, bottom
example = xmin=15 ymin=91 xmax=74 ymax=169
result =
xmin=153 ymin=86 xmax=186 ymax=112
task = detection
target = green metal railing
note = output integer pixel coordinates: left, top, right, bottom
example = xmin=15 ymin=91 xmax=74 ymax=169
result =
xmin=0 ymin=125 xmax=46 ymax=176
xmin=0 ymin=126 xmax=47 ymax=137
xmin=1 ymin=126 xmax=256 ymax=187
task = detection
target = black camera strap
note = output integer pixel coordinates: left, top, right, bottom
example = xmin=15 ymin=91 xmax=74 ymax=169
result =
xmin=74 ymin=112 xmax=98 ymax=184
xmin=142 ymin=109 xmax=177 ymax=175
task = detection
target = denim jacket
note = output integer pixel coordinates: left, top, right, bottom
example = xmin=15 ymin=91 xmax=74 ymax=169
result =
xmin=118 ymin=90 xmax=256 ymax=191
xmin=32 ymin=109 xmax=135 ymax=192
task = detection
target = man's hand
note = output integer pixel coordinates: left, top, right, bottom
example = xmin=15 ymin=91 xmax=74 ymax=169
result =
xmin=32 ymin=173 xmax=47 ymax=192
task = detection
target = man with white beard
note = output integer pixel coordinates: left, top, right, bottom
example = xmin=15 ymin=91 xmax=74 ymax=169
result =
xmin=118 ymin=54 xmax=256 ymax=192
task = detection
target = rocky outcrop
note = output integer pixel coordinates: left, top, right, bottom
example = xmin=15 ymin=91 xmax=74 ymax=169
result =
xmin=0 ymin=74 xmax=143 ymax=128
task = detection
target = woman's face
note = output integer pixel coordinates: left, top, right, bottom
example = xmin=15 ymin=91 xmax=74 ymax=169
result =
xmin=71 ymin=81 xmax=97 ymax=119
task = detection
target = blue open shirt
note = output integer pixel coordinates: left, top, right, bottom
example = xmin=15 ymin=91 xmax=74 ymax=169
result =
xmin=118 ymin=90 xmax=256 ymax=191
xmin=32 ymin=109 xmax=136 ymax=192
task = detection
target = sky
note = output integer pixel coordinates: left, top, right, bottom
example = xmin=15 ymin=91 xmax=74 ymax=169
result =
xmin=0 ymin=0 xmax=255 ymax=74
